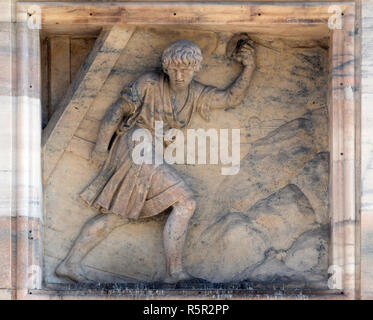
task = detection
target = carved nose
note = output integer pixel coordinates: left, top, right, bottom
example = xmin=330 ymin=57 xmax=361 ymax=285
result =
xmin=176 ymin=71 xmax=183 ymax=81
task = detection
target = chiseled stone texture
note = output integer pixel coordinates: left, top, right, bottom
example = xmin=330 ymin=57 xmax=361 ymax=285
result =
xmin=44 ymin=27 xmax=329 ymax=287
xmin=361 ymin=210 xmax=373 ymax=298
xmin=0 ymin=0 xmax=15 ymax=290
xmin=0 ymin=217 xmax=14 ymax=288
xmin=362 ymin=0 xmax=373 ymax=211
xmin=361 ymin=0 xmax=373 ymax=299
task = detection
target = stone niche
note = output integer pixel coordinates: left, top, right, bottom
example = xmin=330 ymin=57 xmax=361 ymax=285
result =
xmin=43 ymin=26 xmax=330 ymax=290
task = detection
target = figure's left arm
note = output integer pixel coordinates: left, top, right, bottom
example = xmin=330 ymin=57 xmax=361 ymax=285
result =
xmin=208 ymin=41 xmax=256 ymax=109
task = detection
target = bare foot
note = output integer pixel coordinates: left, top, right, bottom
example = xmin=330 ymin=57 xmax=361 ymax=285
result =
xmin=164 ymin=270 xmax=192 ymax=283
xmin=55 ymin=260 xmax=91 ymax=283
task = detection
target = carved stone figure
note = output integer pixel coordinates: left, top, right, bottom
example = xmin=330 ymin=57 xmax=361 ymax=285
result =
xmin=55 ymin=39 xmax=255 ymax=283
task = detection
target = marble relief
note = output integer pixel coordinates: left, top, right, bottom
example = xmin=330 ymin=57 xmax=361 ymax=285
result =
xmin=44 ymin=28 xmax=329 ymax=288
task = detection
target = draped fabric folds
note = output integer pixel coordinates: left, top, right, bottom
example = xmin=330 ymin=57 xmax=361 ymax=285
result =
xmin=80 ymin=72 xmax=216 ymax=219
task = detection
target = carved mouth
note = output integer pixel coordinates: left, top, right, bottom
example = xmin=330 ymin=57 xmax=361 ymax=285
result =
xmin=174 ymin=81 xmax=185 ymax=86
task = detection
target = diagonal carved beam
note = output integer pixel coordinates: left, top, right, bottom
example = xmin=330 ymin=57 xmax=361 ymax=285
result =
xmin=42 ymin=25 xmax=135 ymax=182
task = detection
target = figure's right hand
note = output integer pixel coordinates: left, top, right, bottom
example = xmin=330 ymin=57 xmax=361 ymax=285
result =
xmin=90 ymin=147 xmax=108 ymax=169
xmin=233 ymin=40 xmax=256 ymax=69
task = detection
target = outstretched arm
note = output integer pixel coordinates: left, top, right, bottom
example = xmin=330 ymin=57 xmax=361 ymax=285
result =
xmin=90 ymin=97 xmax=131 ymax=167
xmin=209 ymin=41 xmax=256 ymax=109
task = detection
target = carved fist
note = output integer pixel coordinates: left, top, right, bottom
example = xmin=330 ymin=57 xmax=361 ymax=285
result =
xmin=233 ymin=39 xmax=256 ymax=68
xmin=90 ymin=147 xmax=108 ymax=169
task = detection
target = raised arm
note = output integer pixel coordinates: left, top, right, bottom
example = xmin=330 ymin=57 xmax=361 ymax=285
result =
xmin=209 ymin=41 xmax=256 ymax=109
xmin=90 ymin=97 xmax=131 ymax=167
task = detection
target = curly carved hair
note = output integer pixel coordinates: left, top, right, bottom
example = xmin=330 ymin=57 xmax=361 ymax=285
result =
xmin=162 ymin=40 xmax=203 ymax=72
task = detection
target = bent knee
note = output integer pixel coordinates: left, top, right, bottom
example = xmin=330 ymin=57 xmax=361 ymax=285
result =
xmin=175 ymin=197 xmax=196 ymax=212
xmin=100 ymin=213 xmax=128 ymax=229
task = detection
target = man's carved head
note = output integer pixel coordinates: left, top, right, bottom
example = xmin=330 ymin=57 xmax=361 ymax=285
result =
xmin=162 ymin=40 xmax=203 ymax=72
xmin=162 ymin=40 xmax=203 ymax=91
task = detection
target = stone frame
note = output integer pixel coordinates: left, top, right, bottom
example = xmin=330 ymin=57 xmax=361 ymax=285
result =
xmin=11 ymin=1 xmax=359 ymax=299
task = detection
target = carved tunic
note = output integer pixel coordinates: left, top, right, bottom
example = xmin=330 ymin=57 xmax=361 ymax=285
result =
xmin=80 ymin=72 xmax=217 ymax=219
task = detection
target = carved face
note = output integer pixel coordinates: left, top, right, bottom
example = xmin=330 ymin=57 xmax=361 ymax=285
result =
xmin=165 ymin=65 xmax=195 ymax=91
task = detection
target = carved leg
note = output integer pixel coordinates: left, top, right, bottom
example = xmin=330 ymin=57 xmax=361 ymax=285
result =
xmin=163 ymin=197 xmax=196 ymax=283
xmin=56 ymin=213 xmax=128 ymax=282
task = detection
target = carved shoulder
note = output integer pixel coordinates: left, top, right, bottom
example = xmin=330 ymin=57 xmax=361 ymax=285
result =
xmin=134 ymin=71 xmax=161 ymax=92
xmin=120 ymin=71 xmax=161 ymax=108
xmin=191 ymin=80 xmax=210 ymax=96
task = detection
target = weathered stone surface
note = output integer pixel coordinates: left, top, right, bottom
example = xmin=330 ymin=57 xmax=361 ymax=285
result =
xmin=249 ymin=227 xmax=328 ymax=286
xmin=185 ymin=184 xmax=328 ymax=284
xmin=284 ymin=227 xmax=329 ymax=276
xmin=44 ymin=27 xmax=329 ymax=287
xmin=42 ymin=25 xmax=135 ymax=182
xmin=291 ymin=151 xmax=329 ymax=224
xmin=362 ymin=0 xmax=373 ymax=300
xmin=187 ymin=212 xmax=269 ymax=282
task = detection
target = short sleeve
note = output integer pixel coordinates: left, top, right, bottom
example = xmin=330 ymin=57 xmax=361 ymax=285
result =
xmin=195 ymin=85 xmax=219 ymax=122
xmin=119 ymin=79 xmax=144 ymax=115
xmin=119 ymin=72 xmax=159 ymax=115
